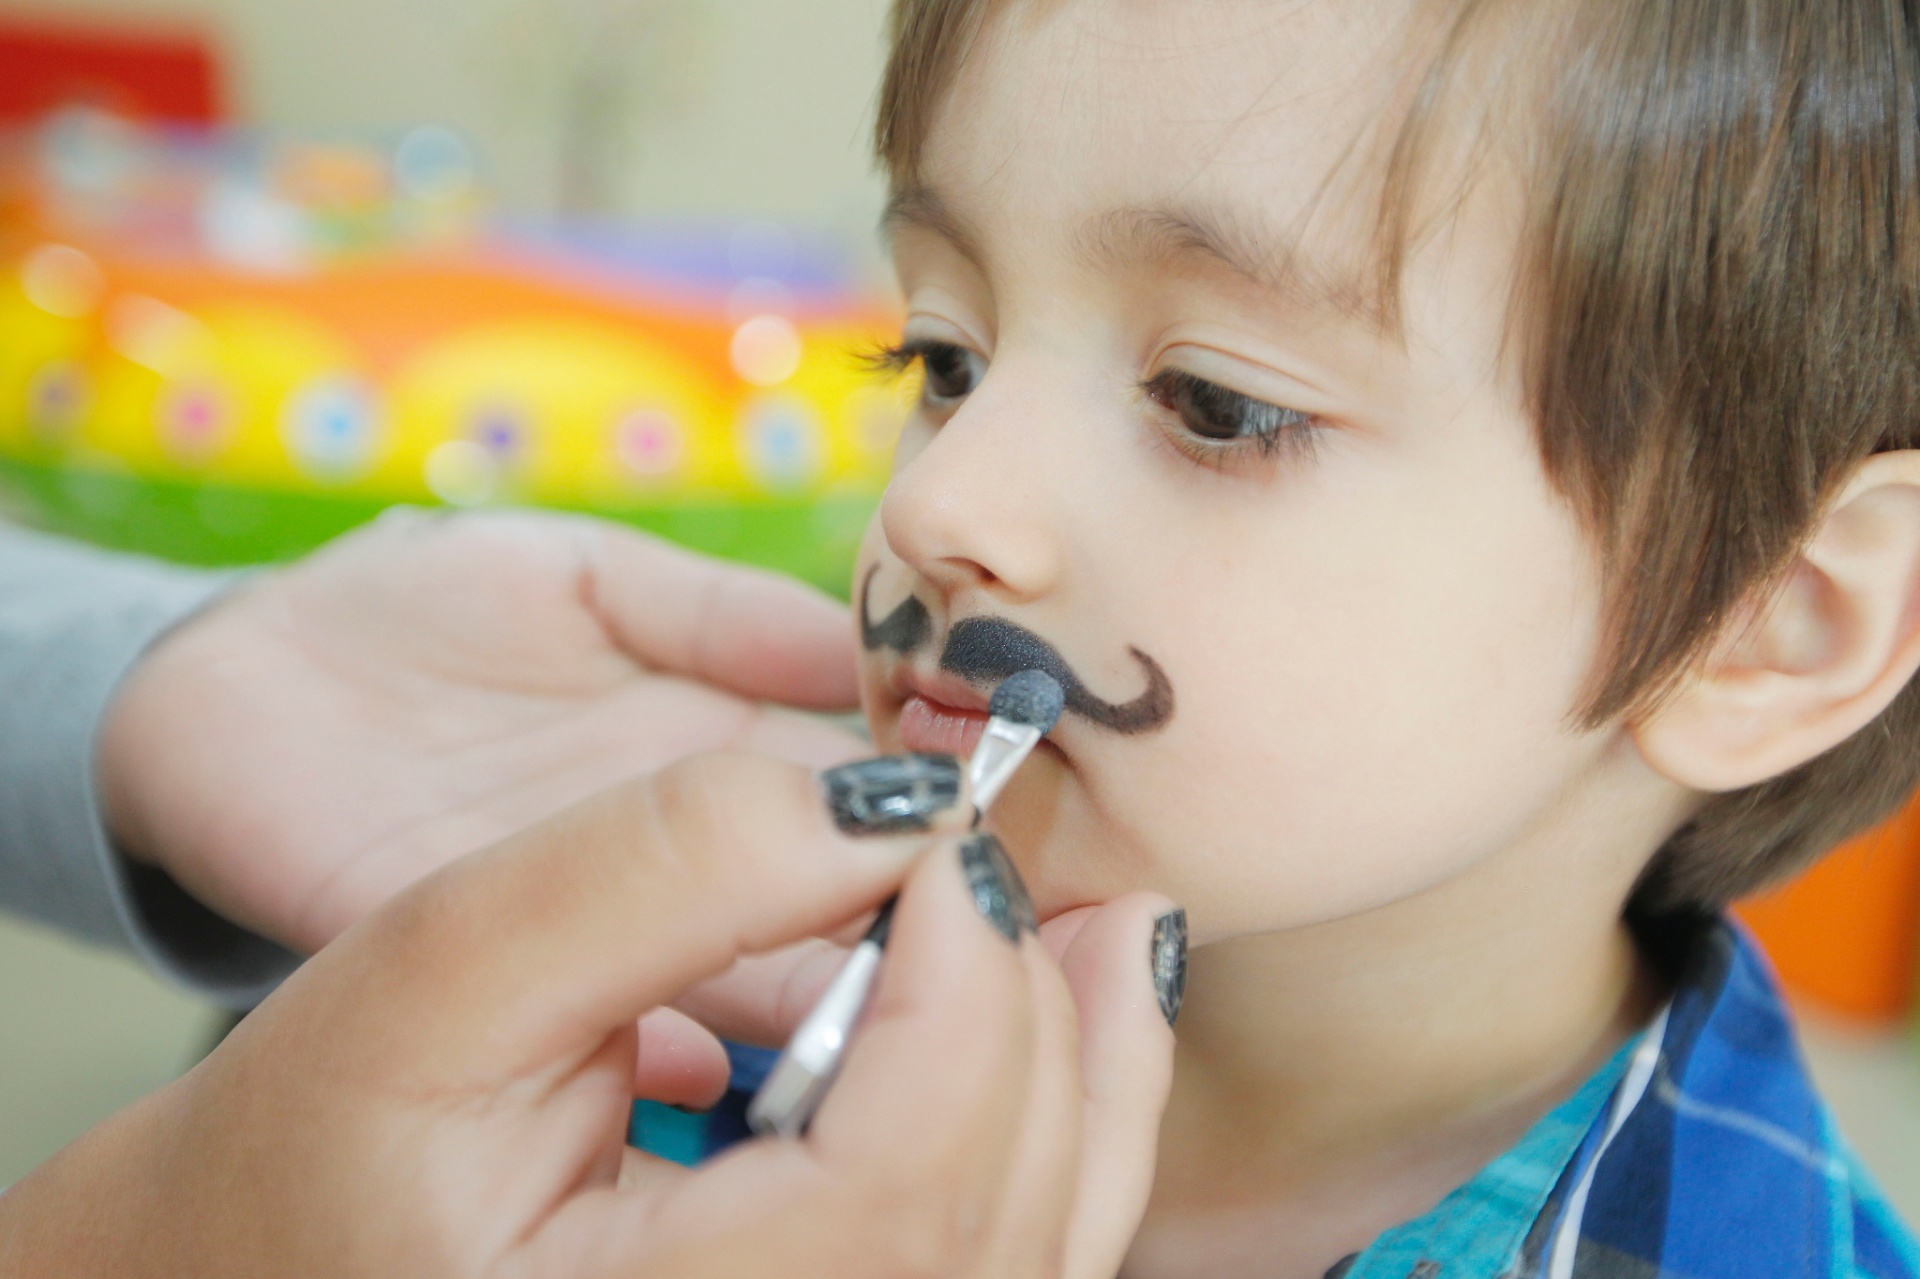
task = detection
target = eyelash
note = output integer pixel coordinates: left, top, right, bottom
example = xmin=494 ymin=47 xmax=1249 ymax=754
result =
xmin=864 ymin=339 xmax=985 ymax=410
xmin=866 ymin=338 xmax=1319 ymax=467
xmin=1137 ymin=368 xmax=1319 ymax=466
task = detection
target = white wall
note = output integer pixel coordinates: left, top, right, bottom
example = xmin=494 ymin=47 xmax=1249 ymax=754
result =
xmin=5 ymin=0 xmax=896 ymax=238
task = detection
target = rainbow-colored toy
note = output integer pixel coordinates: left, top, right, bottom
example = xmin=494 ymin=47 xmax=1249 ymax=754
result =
xmin=0 ymin=113 xmax=909 ymax=593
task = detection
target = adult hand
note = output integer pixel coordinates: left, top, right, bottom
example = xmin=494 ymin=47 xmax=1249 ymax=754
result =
xmin=98 ymin=509 xmax=866 ymax=953
xmin=0 ymin=754 xmax=1179 ymax=1279
xmin=677 ymin=899 xmax=1182 ymax=1279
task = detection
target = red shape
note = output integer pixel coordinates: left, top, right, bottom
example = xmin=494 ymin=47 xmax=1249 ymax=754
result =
xmin=0 ymin=14 xmax=225 ymax=126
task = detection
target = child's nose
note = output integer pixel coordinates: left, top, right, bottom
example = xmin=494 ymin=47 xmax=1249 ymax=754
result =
xmin=879 ymin=375 xmax=1070 ymax=604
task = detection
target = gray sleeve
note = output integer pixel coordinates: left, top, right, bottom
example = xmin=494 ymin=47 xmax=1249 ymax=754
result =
xmin=0 ymin=525 xmax=300 ymax=1008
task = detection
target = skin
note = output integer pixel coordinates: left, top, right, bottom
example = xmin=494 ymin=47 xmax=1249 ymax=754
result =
xmin=55 ymin=2 xmax=1920 ymax=1270
xmin=0 ymin=754 xmax=1179 ymax=1279
xmin=99 ymin=507 xmax=867 ymax=955
xmin=853 ymin=2 xmax=1920 ymax=1275
xmin=66 ymin=482 xmax=1184 ymax=1274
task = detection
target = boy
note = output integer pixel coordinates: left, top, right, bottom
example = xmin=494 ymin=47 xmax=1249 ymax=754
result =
xmin=835 ymin=0 xmax=1920 ymax=1275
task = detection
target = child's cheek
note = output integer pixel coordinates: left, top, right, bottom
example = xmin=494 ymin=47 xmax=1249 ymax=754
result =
xmin=1006 ymin=526 xmax=1607 ymax=940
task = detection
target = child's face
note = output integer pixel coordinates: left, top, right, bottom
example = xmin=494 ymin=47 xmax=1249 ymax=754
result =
xmin=856 ymin=1 xmax=1656 ymax=941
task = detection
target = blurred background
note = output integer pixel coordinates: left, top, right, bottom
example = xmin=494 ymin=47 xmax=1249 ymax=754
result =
xmin=0 ymin=0 xmax=1915 ymax=1226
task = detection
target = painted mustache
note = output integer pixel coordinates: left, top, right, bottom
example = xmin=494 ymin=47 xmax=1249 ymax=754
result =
xmin=858 ymin=568 xmax=933 ymax=654
xmin=858 ymin=567 xmax=1175 ymax=735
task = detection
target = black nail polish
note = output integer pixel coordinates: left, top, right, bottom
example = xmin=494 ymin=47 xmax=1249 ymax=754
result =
xmin=959 ymin=833 xmax=1036 ymax=942
xmin=1151 ymin=909 xmax=1187 ymax=1027
xmin=823 ymin=754 xmax=964 ymax=835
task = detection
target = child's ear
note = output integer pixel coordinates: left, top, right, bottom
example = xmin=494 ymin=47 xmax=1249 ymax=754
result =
xmin=1635 ymin=451 xmax=1920 ymax=792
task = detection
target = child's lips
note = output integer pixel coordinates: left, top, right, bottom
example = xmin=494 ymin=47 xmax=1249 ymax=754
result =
xmin=898 ymin=693 xmax=992 ymax=758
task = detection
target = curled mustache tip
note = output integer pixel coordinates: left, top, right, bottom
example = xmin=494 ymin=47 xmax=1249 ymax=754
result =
xmin=859 ymin=566 xmax=1176 ymax=736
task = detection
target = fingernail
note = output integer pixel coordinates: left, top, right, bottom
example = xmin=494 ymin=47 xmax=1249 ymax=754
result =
xmin=822 ymin=753 xmax=965 ymax=835
xmin=1151 ymin=909 xmax=1188 ymax=1027
xmin=959 ymin=833 xmax=1036 ymax=943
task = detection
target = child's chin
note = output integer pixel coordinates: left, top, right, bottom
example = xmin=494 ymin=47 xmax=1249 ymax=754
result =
xmin=993 ymin=837 xmax=1108 ymax=925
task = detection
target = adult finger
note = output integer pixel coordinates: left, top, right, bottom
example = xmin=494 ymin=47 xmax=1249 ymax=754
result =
xmin=325 ymin=751 xmax=970 ymax=1079
xmin=968 ymin=920 xmax=1088 ymax=1277
xmin=670 ymin=937 xmax=853 ymax=1048
xmin=1036 ymin=904 xmax=1098 ymax=962
xmin=1056 ymin=894 xmax=1182 ymax=1279
xmin=633 ymin=1007 xmax=731 ymax=1110
xmin=578 ymin=521 xmax=861 ymax=709
xmin=534 ymin=834 xmax=1047 ymax=1279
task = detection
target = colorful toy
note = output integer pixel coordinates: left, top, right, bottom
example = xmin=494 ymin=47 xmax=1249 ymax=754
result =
xmin=0 ymin=112 xmax=911 ymax=594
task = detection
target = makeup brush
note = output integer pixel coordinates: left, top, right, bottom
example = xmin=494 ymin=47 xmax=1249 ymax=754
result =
xmin=968 ymin=668 xmax=1068 ymax=810
xmin=747 ymin=670 xmax=1067 ymax=1139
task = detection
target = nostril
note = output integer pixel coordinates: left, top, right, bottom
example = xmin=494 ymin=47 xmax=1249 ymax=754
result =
xmin=931 ymin=556 xmax=1001 ymax=594
xmin=957 ymin=558 xmax=1002 ymax=590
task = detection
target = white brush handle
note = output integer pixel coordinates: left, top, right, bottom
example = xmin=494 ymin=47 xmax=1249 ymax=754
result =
xmin=968 ymin=717 xmax=1042 ymax=812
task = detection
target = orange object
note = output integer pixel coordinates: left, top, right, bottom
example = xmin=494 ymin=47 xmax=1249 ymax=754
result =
xmin=1735 ymin=790 xmax=1920 ymax=1023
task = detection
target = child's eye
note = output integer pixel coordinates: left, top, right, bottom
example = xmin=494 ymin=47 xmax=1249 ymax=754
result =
xmin=1141 ymin=368 xmax=1318 ymax=462
xmin=921 ymin=341 xmax=985 ymax=404
xmin=868 ymin=338 xmax=987 ymax=410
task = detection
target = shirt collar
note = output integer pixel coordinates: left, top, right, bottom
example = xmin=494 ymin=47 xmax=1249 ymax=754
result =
xmin=1334 ymin=914 xmax=1920 ymax=1279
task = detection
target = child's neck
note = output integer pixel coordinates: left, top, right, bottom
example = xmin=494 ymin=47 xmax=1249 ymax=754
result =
xmin=1125 ymin=815 xmax=1667 ymax=1279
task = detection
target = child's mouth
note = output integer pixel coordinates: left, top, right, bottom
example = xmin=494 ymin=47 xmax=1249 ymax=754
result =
xmin=898 ymin=691 xmax=992 ymax=758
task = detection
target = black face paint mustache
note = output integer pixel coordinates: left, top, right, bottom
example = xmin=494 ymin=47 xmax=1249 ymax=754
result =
xmin=859 ymin=566 xmax=932 ymax=654
xmin=941 ymin=618 xmax=1173 ymax=734
xmin=857 ymin=566 xmax=1175 ymax=735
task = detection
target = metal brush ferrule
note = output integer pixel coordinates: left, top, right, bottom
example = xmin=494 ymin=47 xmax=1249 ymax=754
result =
xmin=968 ymin=718 xmax=1043 ymax=813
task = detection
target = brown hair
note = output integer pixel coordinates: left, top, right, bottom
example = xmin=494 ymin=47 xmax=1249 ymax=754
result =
xmin=874 ymin=0 xmax=1920 ymax=908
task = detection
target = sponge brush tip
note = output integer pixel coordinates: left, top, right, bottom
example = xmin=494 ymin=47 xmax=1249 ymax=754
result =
xmin=990 ymin=669 xmax=1066 ymax=734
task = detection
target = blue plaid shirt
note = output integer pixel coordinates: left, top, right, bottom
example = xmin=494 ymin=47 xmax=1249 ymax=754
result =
xmin=633 ymin=914 xmax=1919 ymax=1279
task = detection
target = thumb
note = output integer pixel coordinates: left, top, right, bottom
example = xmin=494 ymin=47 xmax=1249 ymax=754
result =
xmin=580 ymin=522 xmax=860 ymax=709
xmin=325 ymin=752 xmax=964 ymax=1079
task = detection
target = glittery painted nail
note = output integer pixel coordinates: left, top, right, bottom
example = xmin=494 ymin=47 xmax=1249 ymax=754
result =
xmin=959 ymin=833 xmax=1036 ymax=942
xmin=822 ymin=753 xmax=964 ymax=835
xmin=1151 ymin=909 xmax=1188 ymax=1027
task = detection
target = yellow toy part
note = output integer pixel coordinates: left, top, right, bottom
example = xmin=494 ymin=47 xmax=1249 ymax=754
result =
xmin=0 ymin=246 xmax=105 ymax=454
xmin=86 ymin=298 xmax=369 ymax=487
xmin=734 ymin=320 xmax=919 ymax=497
xmin=383 ymin=316 xmax=736 ymax=507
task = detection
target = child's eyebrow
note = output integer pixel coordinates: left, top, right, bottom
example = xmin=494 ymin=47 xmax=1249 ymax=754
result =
xmin=1076 ymin=204 xmax=1381 ymax=326
xmin=883 ymin=183 xmax=1385 ymax=328
xmin=881 ymin=185 xmax=988 ymax=268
